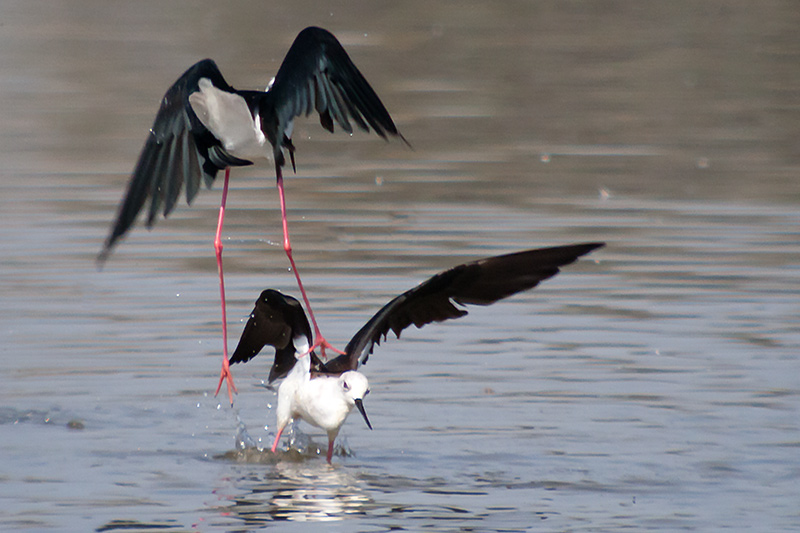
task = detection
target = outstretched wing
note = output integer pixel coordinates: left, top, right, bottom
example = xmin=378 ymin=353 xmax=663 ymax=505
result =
xmin=260 ymin=26 xmax=408 ymax=167
xmin=98 ymin=59 xmax=252 ymax=263
xmin=229 ymin=289 xmax=313 ymax=383
xmin=322 ymin=243 xmax=604 ymax=373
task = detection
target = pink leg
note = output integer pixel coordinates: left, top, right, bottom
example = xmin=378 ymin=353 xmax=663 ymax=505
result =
xmin=213 ymin=168 xmax=237 ymax=405
xmin=271 ymin=426 xmax=285 ymax=453
xmin=326 ymin=439 xmax=335 ymax=464
xmin=275 ymin=165 xmax=344 ymax=358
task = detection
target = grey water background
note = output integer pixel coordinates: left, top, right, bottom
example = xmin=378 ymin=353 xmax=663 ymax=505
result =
xmin=2 ymin=1 xmax=799 ymax=531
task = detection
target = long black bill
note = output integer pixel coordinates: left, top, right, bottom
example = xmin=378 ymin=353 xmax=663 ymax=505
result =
xmin=354 ymin=399 xmax=372 ymax=430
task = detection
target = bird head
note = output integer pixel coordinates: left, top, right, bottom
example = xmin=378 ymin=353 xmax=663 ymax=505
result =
xmin=339 ymin=371 xmax=372 ymax=430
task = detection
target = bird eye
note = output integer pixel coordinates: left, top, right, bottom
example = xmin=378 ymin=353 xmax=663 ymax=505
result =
xmin=342 ymin=381 xmax=350 ymax=391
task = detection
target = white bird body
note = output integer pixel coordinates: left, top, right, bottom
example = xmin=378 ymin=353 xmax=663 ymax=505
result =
xmin=292 ymin=371 xmax=367 ymax=440
xmin=278 ymin=357 xmax=369 ymax=441
xmin=271 ymin=334 xmax=371 ymax=462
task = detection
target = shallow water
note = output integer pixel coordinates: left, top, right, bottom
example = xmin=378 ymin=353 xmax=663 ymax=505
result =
xmin=2 ymin=1 xmax=799 ymax=531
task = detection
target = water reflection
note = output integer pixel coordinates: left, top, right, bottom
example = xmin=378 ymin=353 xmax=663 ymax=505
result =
xmin=211 ymin=418 xmax=370 ymax=525
xmin=217 ymin=461 xmax=372 ymax=525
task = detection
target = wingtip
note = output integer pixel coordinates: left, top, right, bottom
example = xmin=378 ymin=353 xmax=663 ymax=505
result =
xmin=554 ymin=242 xmax=605 ymax=266
xmin=397 ymin=131 xmax=413 ymax=150
xmin=96 ymin=224 xmax=131 ymax=268
xmin=583 ymin=242 xmax=606 ymax=254
xmin=378 ymin=128 xmax=412 ymax=150
xmin=95 ymin=244 xmax=112 ymax=270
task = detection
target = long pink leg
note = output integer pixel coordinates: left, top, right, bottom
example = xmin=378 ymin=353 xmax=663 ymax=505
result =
xmin=270 ymin=425 xmax=285 ymax=453
xmin=326 ymin=439 xmax=335 ymax=464
xmin=213 ymin=168 xmax=237 ymax=405
xmin=275 ymin=165 xmax=344 ymax=358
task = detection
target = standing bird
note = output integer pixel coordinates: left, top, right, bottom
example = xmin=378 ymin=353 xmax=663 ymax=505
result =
xmin=229 ymin=242 xmax=604 ymax=463
xmin=97 ymin=27 xmax=408 ymax=404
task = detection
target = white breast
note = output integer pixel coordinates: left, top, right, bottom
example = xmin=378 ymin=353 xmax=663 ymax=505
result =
xmin=294 ymin=377 xmax=351 ymax=436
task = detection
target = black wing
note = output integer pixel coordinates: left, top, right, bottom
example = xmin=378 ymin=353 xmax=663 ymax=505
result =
xmin=260 ymin=26 xmax=408 ymax=168
xmin=229 ymin=289 xmax=313 ymax=383
xmin=98 ymin=59 xmax=252 ymax=263
xmin=321 ymin=243 xmax=604 ymax=374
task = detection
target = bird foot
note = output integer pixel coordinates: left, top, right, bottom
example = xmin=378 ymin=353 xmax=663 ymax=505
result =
xmin=214 ymin=360 xmax=238 ymax=406
xmin=309 ymin=336 xmax=346 ymax=359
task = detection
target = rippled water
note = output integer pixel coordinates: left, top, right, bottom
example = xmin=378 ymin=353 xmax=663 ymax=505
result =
xmin=2 ymin=1 xmax=799 ymax=531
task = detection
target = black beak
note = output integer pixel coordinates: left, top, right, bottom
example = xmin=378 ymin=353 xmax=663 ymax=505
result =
xmin=354 ymin=398 xmax=372 ymax=430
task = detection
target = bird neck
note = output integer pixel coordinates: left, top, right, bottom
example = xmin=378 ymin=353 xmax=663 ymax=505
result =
xmin=292 ymin=350 xmax=312 ymax=377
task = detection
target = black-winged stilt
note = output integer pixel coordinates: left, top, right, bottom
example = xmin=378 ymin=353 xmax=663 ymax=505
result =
xmin=97 ymin=27 xmax=408 ymax=404
xmin=229 ymin=242 xmax=604 ymax=463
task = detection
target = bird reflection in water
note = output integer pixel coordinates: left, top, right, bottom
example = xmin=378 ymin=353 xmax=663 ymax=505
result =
xmin=213 ymin=460 xmax=372 ymax=525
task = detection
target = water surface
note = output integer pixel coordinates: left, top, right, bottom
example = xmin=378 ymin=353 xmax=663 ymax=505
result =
xmin=1 ymin=1 xmax=799 ymax=531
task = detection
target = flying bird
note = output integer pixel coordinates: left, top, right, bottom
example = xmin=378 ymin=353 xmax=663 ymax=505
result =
xmin=97 ymin=27 xmax=408 ymax=404
xmin=229 ymin=242 xmax=604 ymax=463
